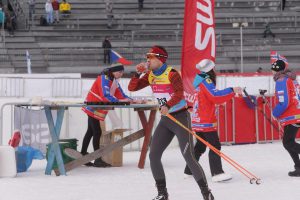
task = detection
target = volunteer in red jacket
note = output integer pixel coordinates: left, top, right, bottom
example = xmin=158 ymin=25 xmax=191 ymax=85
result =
xmin=271 ymin=59 xmax=300 ymax=177
xmin=81 ymin=63 xmax=131 ymax=167
xmin=129 ymin=46 xmax=214 ymax=200
xmin=184 ymin=59 xmax=242 ymax=182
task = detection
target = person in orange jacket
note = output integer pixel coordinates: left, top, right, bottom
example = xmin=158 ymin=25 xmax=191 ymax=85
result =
xmin=81 ymin=63 xmax=131 ymax=167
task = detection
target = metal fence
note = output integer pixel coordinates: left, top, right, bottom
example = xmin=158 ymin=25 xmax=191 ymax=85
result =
xmin=0 ymin=77 xmax=24 ymax=97
xmin=0 ymin=77 xmax=82 ymax=98
xmin=52 ymin=78 xmax=82 ymax=98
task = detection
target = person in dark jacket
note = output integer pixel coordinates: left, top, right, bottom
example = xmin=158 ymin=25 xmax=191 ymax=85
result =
xmin=281 ymin=0 xmax=286 ymax=11
xmin=263 ymin=23 xmax=275 ymax=38
xmin=138 ymin=0 xmax=144 ymax=11
xmin=102 ymin=36 xmax=112 ymax=64
xmin=271 ymin=59 xmax=300 ymax=177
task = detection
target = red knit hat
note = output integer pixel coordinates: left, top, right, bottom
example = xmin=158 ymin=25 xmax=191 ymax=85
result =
xmin=146 ymin=46 xmax=168 ymax=63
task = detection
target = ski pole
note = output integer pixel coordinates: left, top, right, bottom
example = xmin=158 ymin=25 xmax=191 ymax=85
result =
xmin=259 ymin=90 xmax=284 ymax=136
xmin=166 ymin=113 xmax=261 ymax=185
xmin=243 ymin=89 xmax=284 ymax=135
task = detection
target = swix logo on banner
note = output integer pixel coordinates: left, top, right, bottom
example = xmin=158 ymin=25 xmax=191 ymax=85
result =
xmin=181 ymin=0 xmax=216 ymax=105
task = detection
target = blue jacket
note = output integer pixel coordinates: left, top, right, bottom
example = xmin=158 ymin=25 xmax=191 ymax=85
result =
xmin=273 ymin=72 xmax=300 ymax=126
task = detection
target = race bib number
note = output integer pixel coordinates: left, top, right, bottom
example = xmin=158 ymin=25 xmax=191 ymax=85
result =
xmin=157 ymin=98 xmax=167 ymax=106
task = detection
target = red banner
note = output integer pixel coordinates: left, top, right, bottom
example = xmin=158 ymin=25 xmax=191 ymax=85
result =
xmin=181 ymin=0 xmax=216 ymax=105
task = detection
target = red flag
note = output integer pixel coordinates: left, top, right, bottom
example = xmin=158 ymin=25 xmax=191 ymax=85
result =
xmin=270 ymin=51 xmax=288 ymax=67
xmin=181 ymin=0 xmax=216 ymax=106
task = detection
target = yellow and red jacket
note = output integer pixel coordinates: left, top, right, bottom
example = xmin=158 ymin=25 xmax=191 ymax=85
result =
xmin=128 ymin=64 xmax=187 ymax=113
xmin=148 ymin=65 xmax=187 ymax=113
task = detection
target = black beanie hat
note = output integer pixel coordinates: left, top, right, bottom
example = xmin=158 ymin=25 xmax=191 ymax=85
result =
xmin=271 ymin=60 xmax=286 ymax=72
xmin=109 ymin=63 xmax=124 ymax=72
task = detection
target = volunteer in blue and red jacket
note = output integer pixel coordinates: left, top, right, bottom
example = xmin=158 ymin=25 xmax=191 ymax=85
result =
xmin=129 ymin=46 xmax=214 ymax=200
xmin=271 ymin=59 xmax=300 ymax=177
xmin=81 ymin=62 xmax=131 ymax=167
xmin=184 ymin=59 xmax=242 ymax=182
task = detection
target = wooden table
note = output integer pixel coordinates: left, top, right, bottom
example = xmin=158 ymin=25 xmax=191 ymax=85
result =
xmin=17 ymin=103 xmax=158 ymax=176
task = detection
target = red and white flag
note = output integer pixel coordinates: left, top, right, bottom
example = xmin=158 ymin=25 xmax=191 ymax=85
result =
xmin=110 ymin=50 xmax=133 ymax=65
xmin=270 ymin=51 xmax=288 ymax=67
xmin=181 ymin=0 xmax=216 ymax=105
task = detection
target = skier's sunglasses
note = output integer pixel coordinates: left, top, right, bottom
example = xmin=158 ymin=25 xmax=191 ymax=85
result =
xmin=146 ymin=53 xmax=167 ymax=59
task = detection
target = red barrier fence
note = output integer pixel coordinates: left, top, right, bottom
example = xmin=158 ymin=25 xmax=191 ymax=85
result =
xmin=218 ymin=96 xmax=300 ymax=144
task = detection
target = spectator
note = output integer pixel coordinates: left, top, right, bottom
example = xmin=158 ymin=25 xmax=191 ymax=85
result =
xmin=281 ymin=0 xmax=286 ymax=11
xmin=0 ymin=5 xmax=5 ymax=29
xmin=45 ymin=0 xmax=54 ymax=25
xmin=256 ymin=67 xmax=263 ymax=73
xmin=28 ymin=0 xmax=36 ymax=21
xmin=51 ymin=0 xmax=59 ymax=23
xmin=4 ymin=9 xmax=16 ymax=36
xmin=106 ymin=0 xmax=113 ymax=28
xmin=59 ymin=0 xmax=71 ymax=17
xmin=138 ymin=0 xmax=144 ymax=12
xmin=263 ymin=23 xmax=275 ymax=38
xmin=102 ymin=36 xmax=112 ymax=64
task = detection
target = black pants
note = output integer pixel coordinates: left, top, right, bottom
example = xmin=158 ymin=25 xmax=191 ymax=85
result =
xmin=138 ymin=0 xmax=144 ymax=11
xmin=263 ymin=30 xmax=275 ymax=38
xmin=103 ymin=50 xmax=111 ymax=64
xmin=81 ymin=116 xmax=102 ymax=154
xmin=282 ymin=0 xmax=286 ymax=11
xmin=149 ymin=110 xmax=208 ymax=185
xmin=282 ymin=124 xmax=300 ymax=168
xmin=184 ymin=131 xmax=224 ymax=176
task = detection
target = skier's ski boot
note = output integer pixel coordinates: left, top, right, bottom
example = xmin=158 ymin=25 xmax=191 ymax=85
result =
xmin=93 ymin=158 xmax=112 ymax=168
xmin=184 ymin=168 xmax=193 ymax=179
xmin=81 ymin=152 xmax=94 ymax=167
xmin=152 ymin=181 xmax=169 ymax=200
xmin=84 ymin=162 xmax=94 ymax=167
xmin=152 ymin=187 xmax=168 ymax=200
xmin=212 ymin=173 xmax=232 ymax=182
xmin=288 ymin=167 xmax=300 ymax=177
xmin=201 ymin=187 xmax=214 ymax=200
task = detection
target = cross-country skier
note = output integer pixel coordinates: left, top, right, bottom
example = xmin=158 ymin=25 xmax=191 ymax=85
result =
xmin=128 ymin=46 xmax=214 ymax=200
xmin=184 ymin=59 xmax=242 ymax=182
xmin=183 ymin=59 xmax=242 ymax=182
xmin=271 ymin=59 xmax=300 ymax=177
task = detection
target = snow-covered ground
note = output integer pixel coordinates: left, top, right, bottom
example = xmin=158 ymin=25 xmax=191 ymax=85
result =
xmin=1 ymin=142 xmax=300 ymax=200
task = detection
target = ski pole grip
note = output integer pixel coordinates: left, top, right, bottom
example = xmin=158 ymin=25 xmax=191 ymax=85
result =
xmin=243 ymin=88 xmax=249 ymax=97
